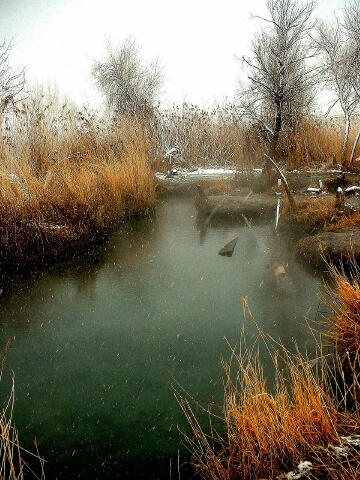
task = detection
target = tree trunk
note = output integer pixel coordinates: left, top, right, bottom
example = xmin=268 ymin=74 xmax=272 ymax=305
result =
xmin=265 ymin=103 xmax=282 ymax=176
xmin=271 ymin=104 xmax=283 ymax=156
xmin=349 ymin=126 xmax=360 ymax=168
xmin=341 ymin=113 xmax=350 ymax=165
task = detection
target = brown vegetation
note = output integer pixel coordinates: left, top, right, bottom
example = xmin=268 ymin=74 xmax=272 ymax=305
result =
xmin=178 ymin=343 xmax=360 ymax=479
xmin=177 ymin=299 xmax=360 ymax=480
xmin=157 ymin=105 xmax=360 ymax=172
xmin=282 ymin=197 xmax=338 ymax=233
xmin=0 ymin=98 xmax=156 ymax=266
xmin=280 ymin=118 xmax=360 ymax=170
xmin=0 ymin=342 xmax=45 ymax=479
xmin=324 ymin=267 xmax=360 ymax=355
xmin=327 ymin=213 xmax=360 ymax=232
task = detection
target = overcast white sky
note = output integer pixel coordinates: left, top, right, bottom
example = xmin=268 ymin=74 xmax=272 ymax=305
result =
xmin=0 ymin=0 xmax=347 ymax=108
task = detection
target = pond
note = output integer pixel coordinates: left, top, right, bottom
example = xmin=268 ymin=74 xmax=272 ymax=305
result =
xmin=0 ymin=196 xmax=324 ymax=479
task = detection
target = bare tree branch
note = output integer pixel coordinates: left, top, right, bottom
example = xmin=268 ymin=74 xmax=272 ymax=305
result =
xmin=237 ymin=0 xmax=317 ymax=155
xmin=92 ymin=37 xmax=163 ymax=118
xmin=0 ymin=40 xmax=25 ymax=116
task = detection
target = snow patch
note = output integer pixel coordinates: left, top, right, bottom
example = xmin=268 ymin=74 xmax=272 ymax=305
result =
xmin=341 ymin=435 xmax=360 ymax=447
xmin=155 ymin=167 xmax=237 ymax=180
xmin=330 ymin=435 xmax=360 ymax=457
xmin=277 ymin=461 xmax=312 ymax=480
xmin=345 ymin=186 xmax=360 ymax=194
xmin=183 ymin=167 xmax=236 ymax=176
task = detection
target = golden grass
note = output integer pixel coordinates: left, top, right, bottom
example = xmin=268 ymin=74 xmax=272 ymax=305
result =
xmin=178 ymin=343 xmax=360 ymax=479
xmin=159 ymin=108 xmax=360 ymax=171
xmin=0 ymin=104 xmax=156 ymax=265
xmin=278 ymin=117 xmax=360 ymax=170
xmin=280 ymin=119 xmax=344 ymax=169
xmin=323 ymin=267 xmax=360 ymax=356
xmin=282 ymin=197 xmax=338 ymax=232
xmin=0 ymin=342 xmax=45 ymax=479
xmin=177 ymin=296 xmax=360 ymax=480
xmin=327 ymin=213 xmax=360 ymax=232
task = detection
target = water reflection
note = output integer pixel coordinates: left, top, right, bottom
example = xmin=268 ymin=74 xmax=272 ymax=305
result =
xmin=0 ymin=197 xmax=322 ymax=479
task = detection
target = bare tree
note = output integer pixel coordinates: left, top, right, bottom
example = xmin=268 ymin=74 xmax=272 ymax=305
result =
xmin=0 ymin=40 xmax=25 ymax=116
xmin=313 ymin=21 xmax=359 ymax=164
xmin=343 ymin=1 xmax=360 ymax=165
xmin=238 ymin=0 xmax=316 ymax=157
xmin=92 ymin=37 xmax=163 ymax=118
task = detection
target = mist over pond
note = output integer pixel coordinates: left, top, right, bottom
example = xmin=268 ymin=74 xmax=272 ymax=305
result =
xmin=0 ymin=197 xmax=323 ymax=479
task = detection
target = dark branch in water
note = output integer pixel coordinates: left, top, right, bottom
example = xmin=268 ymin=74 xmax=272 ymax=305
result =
xmin=264 ymin=153 xmax=296 ymax=209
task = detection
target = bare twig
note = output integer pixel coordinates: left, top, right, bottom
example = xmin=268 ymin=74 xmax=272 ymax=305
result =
xmin=264 ymin=153 xmax=296 ymax=208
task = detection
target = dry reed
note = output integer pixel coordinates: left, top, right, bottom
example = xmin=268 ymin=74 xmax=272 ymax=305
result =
xmin=177 ymin=299 xmax=360 ymax=480
xmin=0 ymin=342 xmax=45 ymax=479
xmin=282 ymin=197 xmax=338 ymax=233
xmin=323 ymin=266 xmax=360 ymax=356
xmin=0 ymin=95 xmax=156 ymax=266
xmin=327 ymin=213 xmax=360 ymax=232
xmin=157 ymin=106 xmax=360 ymax=172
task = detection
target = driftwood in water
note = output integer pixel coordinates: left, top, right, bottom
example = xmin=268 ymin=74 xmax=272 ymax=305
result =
xmin=218 ymin=237 xmax=239 ymax=257
xmin=264 ymin=154 xmax=296 ymax=209
xmin=198 ymin=194 xmax=278 ymax=219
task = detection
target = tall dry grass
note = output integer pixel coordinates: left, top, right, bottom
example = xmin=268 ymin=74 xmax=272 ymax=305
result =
xmin=280 ymin=118 xmax=343 ymax=169
xmin=157 ymin=105 xmax=360 ymax=171
xmin=0 ymin=93 xmax=156 ymax=265
xmin=156 ymin=104 xmax=257 ymax=170
xmin=0 ymin=342 xmax=45 ymax=479
xmin=177 ymin=300 xmax=360 ymax=480
xmin=323 ymin=267 xmax=360 ymax=356
xmin=281 ymin=197 xmax=338 ymax=233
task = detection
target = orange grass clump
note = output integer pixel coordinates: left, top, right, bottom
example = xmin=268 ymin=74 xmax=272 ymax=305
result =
xmin=0 ymin=342 xmax=45 ymax=479
xmin=327 ymin=213 xmax=360 ymax=232
xmin=0 ymin=100 xmax=156 ymax=266
xmin=282 ymin=197 xmax=338 ymax=233
xmin=325 ymin=267 xmax=360 ymax=355
xmin=177 ymin=302 xmax=360 ymax=480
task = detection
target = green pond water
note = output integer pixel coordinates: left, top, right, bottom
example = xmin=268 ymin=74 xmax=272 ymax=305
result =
xmin=0 ymin=196 xmax=325 ymax=479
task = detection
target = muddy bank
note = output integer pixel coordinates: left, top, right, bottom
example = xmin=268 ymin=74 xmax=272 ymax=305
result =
xmin=296 ymin=229 xmax=360 ymax=267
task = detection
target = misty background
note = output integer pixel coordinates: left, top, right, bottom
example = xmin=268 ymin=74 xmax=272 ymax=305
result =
xmin=0 ymin=0 xmax=345 ymax=107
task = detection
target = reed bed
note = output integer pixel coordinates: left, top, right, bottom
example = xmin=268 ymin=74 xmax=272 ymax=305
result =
xmin=279 ymin=118 xmax=353 ymax=170
xmin=327 ymin=213 xmax=360 ymax=232
xmin=282 ymin=196 xmax=360 ymax=234
xmin=156 ymin=103 xmax=252 ymax=171
xmin=177 ymin=298 xmax=360 ymax=480
xmin=323 ymin=267 xmax=360 ymax=356
xmin=281 ymin=197 xmax=338 ymax=233
xmin=0 ymin=342 xmax=45 ymax=479
xmin=156 ymin=105 xmax=360 ymax=172
xmin=0 ymin=96 xmax=156 ymax=266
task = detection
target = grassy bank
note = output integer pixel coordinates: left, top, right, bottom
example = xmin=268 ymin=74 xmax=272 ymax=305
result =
xmin=0 ymin=342 xmax=45 ymax=479
xmin=324 ymin=267 xmax=360 ymax=356
xmin=157 ymin=105 xmax=360 ymax=172
xmin=178 ymin=282 xmax=360 ymax=480
xmin=0 ymin=101 xmax=156 ymax=267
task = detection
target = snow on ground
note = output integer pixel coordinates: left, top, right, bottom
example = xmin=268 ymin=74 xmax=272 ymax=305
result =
xmin=155 ymin=167 xmax=245 ymax=181
xmin=183 ymin=167 xmax=237 ymax=175
xmin=277 ymin=460 xmax=312 ymax=480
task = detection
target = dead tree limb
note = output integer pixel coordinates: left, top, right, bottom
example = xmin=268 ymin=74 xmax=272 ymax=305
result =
xmin=264 ymin=153 xmax=296 ymax=209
